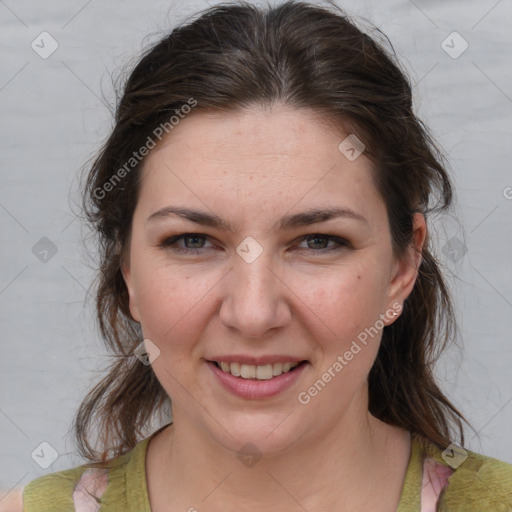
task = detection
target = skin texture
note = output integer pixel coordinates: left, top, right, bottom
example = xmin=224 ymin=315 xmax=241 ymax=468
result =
xmin=0 ymin=488 xmax=23 ymax=512
xmin=122 ymin=104 xmax=426 ymax=511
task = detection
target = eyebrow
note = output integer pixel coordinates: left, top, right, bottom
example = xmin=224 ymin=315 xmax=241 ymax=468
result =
xmin=146 ymin=206 xmax=368 ymax=231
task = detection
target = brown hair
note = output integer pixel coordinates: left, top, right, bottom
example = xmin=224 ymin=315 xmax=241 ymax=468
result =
xmin=77 ymin=0 xmax=469 ymax=463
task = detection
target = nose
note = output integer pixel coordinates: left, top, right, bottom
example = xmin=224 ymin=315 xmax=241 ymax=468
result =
xmin=218 ymin=248 xmax=291 ymax=339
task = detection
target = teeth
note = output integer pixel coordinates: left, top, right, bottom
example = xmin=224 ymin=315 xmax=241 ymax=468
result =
xmin=230 ymin=362 xmax=241 ymax=377
xmin=272 ymin=362 xmax=283 ymax=376
xmin=240 ymin=364 xmax=256 ymax=379
xmin=256 ymin=364 xmax=273 ymax=380
xmin=216 ymin=361 xmax=300 ymax=379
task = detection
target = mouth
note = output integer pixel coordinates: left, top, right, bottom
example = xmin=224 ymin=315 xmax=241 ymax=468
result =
xmin=207 ymin=358 xmax=308 ymax=399
xmin=208 ymin=360 xmax=307 ymax=380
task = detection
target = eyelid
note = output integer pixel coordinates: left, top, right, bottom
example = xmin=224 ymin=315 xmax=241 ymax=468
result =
xmin=159 ymin=233 xmax=215 ymax=252
xmin=158 ymin=232 xmax=351 ymax=254
xmin=295 ymin=234 xmax=350 ymax=250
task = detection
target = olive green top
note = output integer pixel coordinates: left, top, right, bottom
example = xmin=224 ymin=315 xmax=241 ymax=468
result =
xmin=22 ymin=430 xmax=512 ymax=511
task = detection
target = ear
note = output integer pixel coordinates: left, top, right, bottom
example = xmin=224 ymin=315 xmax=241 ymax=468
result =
xmin=385 ymin=213 xmax=426 ymax=322
xmin=121 ymin=257 xmax=141 ymax=323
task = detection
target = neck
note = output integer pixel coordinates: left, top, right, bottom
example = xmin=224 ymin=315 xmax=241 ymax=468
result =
xmin=147 ymin=391 xmax=411 ymax=511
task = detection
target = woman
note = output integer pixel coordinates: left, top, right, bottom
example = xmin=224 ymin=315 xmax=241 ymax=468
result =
xmin=9 ymin=1 xmax=512 ymax=510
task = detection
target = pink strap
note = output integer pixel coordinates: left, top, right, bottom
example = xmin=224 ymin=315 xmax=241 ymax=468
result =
xmin=420 ymin=458 xmax=453 ymax=512
xmin=72 ymin=468 xmax=109 ymax=512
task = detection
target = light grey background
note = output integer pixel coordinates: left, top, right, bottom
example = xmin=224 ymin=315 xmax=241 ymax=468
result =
xmin=1 ymin=0 xmax=511 ymax=495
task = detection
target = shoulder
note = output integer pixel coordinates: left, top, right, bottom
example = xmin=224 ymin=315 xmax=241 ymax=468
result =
xmin=22 ymin=465 xmax=88 ymax=511
xmin=20 ymin=438 xmax=151 ymax=512
xmin=0 ymin=488 xmax=23 ymax=512
xmin=418 ymin=437 xmax=512 ymax=511
xmin=0 ymin=467 xmax=87 ymax=512
xmin=441 ymin=449 xmax=512 ymax=511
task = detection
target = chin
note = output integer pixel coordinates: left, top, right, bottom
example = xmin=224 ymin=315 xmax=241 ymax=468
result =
xmin=205 ymin=408 xmax=311 ymax=458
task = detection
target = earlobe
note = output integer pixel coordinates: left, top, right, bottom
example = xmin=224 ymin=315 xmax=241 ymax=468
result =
xmin=121 ymin=261 xmax=141 ymax=322
xmin=386 ymin=213 xmax=427 ymax=317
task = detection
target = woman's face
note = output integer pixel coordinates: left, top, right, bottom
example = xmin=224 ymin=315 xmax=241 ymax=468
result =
xmin=123 ymin=104 xmax=422 ymax=454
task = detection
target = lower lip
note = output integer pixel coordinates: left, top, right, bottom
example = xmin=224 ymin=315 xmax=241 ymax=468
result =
xmin=207 ymin=361 xmax=307 ymax=399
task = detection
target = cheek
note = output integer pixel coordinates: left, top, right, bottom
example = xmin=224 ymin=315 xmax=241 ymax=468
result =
xmin=300 ymin=264 xmax=389 ymax=339
xmin=299 ymin=270 xmax=387 ymax=404
xmin=131 ymin=260 xmax=220 ymax=351
xmin=296 ymin=266 xmax=391 ymax=402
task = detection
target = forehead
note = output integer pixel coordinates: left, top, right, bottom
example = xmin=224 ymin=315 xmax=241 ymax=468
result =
xmin=137 ymin=105 xmax=385 ymax=228
xmin=147 ymin=104 xmax=351 ymax=164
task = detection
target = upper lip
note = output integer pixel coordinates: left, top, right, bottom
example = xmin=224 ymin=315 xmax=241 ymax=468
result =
xmin=207 ymin=356 xmax=306 ymax=365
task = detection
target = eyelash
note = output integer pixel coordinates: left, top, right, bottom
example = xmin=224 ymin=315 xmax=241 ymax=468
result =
xmin=158 ymin=233 xmax=350 ymax=255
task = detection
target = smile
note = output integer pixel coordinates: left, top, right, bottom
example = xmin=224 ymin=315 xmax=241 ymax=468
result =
xmin=207 ymin=359 xmax=308 ymax=399
xmin=213 ymin=361 xmax=301 ymax=380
